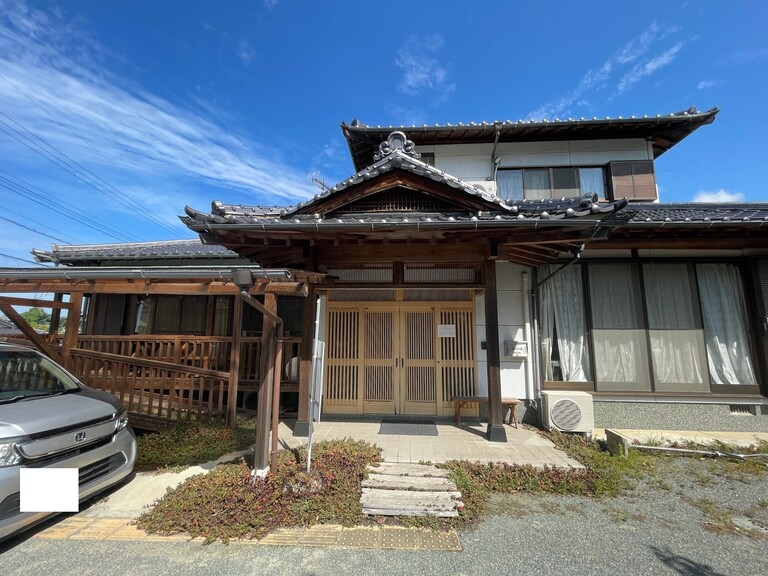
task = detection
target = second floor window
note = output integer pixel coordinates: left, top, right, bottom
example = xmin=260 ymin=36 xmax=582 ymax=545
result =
xmin=497 ymin=167 xmax=605 ymax=201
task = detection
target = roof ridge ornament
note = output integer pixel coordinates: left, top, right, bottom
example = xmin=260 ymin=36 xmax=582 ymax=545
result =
xmin=374 ymin=131 xmax=421 ymax=161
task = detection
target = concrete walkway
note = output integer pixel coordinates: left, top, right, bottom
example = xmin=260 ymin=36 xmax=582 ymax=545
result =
xmin=278 ymin=419 xmax=583 ymax=468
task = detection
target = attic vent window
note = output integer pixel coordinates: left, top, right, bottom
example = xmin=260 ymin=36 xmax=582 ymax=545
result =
xmin=332 ymin=189 xmax=456 ymax=213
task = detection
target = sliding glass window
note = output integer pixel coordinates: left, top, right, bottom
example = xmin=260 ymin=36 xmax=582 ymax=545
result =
xmin=589 ymin=264 xmax=650 ymax=391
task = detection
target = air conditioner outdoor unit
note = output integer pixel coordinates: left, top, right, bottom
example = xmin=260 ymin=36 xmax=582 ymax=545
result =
xmin=540 ymin=390 xmax=594 ymax=433
xmin=467 ymin=180 xmax=497 ymax=196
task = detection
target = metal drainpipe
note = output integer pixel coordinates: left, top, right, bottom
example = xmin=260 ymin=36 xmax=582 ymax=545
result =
xmin=522 ymin=272 xmax=534 ymax=403
xmin=533 ymin=245 xmax=584 ymax=292
xmin=239 ymin=290 xmax=284 ymax=475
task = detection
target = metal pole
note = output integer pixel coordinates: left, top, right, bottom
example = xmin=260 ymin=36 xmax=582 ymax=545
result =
xmin=306 ymin=296 xmax=322 ymax=473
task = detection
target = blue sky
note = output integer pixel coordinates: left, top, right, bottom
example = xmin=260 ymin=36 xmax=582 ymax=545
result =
xmin=0 ymin=0 xmax=766 ymax=267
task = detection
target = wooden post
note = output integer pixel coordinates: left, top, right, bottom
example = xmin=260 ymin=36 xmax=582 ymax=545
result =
xmin=270 ymin=320 xmax=283 ymax=474
xmin=254 ymin=294 xmax=276 ymax=474
xmin=294 ymin=284 xmax=316 ymax=437
xmin=62 ymin=293 xmax=83 ymax=371
xmin=483 ymin=260 xmax=507 ymax=442
xmin=227 ymin=295 xmax=243 ymax=427
xmin=0 ymin=301 xmax=62 ymax=362
xmin=49 ymin=293 xmax=64 ymax=338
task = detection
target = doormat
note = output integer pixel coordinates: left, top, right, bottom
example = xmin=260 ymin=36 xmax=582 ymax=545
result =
xmin=378 ymin=421 xmax=439 ymax=436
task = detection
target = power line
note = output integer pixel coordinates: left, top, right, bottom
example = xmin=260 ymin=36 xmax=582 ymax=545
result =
xmin=0 ymin=252 xmax=47 ymax=267
xmin=0 ymin=72 xmax=187 ymax=221
xmin=0 ymin=112 xmax=186 ymax=238
xmin=0 ymin=173 xmax=138 ymax=242
xmin=4 ymin=205 xmax=83 ymax=243
xmin=0 ymin=214 xmax=76 ymax=244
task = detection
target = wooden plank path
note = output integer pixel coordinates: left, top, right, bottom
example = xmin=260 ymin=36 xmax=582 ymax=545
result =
xmin=361 ymin=462 xmax=464 ymax=518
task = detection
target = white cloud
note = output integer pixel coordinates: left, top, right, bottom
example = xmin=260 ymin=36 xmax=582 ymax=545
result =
xmin=0 ymin=0 xmax=315 ymax=214
xmin=616 ymin=43 xmax=683 ymax=94
xmin=264 ymin=0 xmax=280 ymax=9
xmin=237 ymin=38 xmax=256 ymax=66
xmin=395 ymin=34 xmax=456 ymax=100
xmin=693 ymin=189 xmax=745 ymax=203
xmin=527 ymin=22 xmax=684 ymax=120
xmin=697 ymin=79 xmax=716 ymax=90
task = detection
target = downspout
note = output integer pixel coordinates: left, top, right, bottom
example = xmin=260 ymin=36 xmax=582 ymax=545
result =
xmin=533 ymin=244 xmax=584 ymax=292
xmin=522 ymin=272 xmax=534 ymax=402
xmin=490 ymin=124 xmax=502 ymax=181
xmin=239 ymin=290 xmax=284 ymax=475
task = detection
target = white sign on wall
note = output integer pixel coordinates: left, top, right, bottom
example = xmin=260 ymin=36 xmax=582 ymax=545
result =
xmin=438 ymin=324 xmax=456 ymax=338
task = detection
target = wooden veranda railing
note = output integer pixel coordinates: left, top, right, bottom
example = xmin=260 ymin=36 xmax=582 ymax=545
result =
xmin=48 ymin=334 xmax=303 ymax=429
xmin=68 ymin=348 xmax=230 ymax=429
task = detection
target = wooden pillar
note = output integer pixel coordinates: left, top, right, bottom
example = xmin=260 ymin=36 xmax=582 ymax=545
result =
xmin=62 ymin=293 xmax=83 ymax=371
xmin=254 ymin=294 xmax=277 ymax=473
xmin=49 ymin=293 xmax=64 ymax=338
xmin=294 ymin=284 xmax=316 ymax=437
xmin=227 ymin=295 xmax=243 ymax=428
xmin=483 ymin=260 xmax=507 ymax=442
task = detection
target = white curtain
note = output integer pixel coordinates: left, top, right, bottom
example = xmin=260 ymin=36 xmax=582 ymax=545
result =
xmin=540 ymin=264 xmax=591 ymax=381
xmin=696 ymin=264 xmax=757 ymax=386
xmin=579 ymin=168 xmax=605 ymax=197
xmin=589 ymin=264 xmax=648 ymax=388
xmin=643 ymin=264 xmax=706 ymax=389
xmin=497 ymin=170 xmax=523 ymax=200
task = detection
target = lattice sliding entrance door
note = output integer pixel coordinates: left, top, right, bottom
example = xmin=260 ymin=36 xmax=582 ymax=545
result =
xmin=324 ymin=307 xmax=360 ymax=414
xmin=438 ymin=307 xmax=478 ymax=417
xmin=362 ymin=309 xmax=396 ymax=413
xmin=324 ymin=303 xmax=476 ymax=416
xmin=401 ymin=309 xmax=438 ymax=415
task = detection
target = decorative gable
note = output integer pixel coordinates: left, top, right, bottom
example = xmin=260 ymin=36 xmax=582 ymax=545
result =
xmin=291 ymin=131 xmax=508 ymax=216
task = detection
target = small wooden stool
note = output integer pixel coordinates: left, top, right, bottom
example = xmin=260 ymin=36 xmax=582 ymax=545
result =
xmin=451 ymin=396 xmax=521 ymax=428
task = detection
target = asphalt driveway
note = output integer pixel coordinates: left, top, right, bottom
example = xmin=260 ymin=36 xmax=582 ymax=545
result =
xmin=1 ymin=455 xmax=766 ymax=576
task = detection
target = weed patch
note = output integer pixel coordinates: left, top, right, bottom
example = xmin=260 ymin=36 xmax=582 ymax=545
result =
xmin=135 ymin=439 xmax=381 ymax=543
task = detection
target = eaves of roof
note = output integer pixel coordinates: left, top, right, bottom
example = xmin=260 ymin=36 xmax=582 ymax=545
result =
xmin=602 ymin=203 xmax=768 ymax=226
xmin=183 ymin=194 xmax=627 ymax=233
xmin=32 ymin=239 xmax=239 ymax=265
xmin=341 ymin=107 xmax=719 ymax=171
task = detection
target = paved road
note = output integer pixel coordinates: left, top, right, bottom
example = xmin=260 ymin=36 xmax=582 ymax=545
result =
xmin=2 ymin=458 xmax=766 ymax=575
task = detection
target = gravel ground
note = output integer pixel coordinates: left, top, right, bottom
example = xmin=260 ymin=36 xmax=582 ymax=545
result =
xmin=1 ymin=454 xmax=766 ymax=575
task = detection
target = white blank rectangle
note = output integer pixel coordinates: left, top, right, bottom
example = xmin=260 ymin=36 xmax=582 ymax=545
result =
xmin=20 ymin=468 xmax=79 ymax=512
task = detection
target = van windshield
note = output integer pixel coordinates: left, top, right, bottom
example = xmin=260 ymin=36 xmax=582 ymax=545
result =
xmin=0 ymin=351 xmax=81 ymax=403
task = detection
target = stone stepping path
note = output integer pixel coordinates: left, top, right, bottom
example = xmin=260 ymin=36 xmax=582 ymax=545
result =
xmin=361 ymin=462 xmax=464 ymax=518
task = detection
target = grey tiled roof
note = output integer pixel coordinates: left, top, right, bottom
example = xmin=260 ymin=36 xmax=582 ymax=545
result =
xmin=604 ymin=203 xmax=768 ymax=225
xmin=342 ymin=107 xmax=719 ymax=170
xmin=184 ymin=194 xmax=625 ymax=230
xmin=183 ymin=133 xmax=626 ymax=231
xmin=33 ymin=239 xmax=239 ymax=264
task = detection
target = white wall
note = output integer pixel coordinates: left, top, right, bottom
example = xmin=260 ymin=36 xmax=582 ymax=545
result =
xmin=475 ymin=262 xmax=533 ymax=400
xmin=420 ymin=139 xmax=651 ymax=183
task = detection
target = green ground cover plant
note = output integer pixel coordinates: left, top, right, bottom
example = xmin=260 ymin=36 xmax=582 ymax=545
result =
xmin=134 ymin=417 xmax=257 ymax=471
xmin=135 ymin=439 xmax=381 ymax=543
